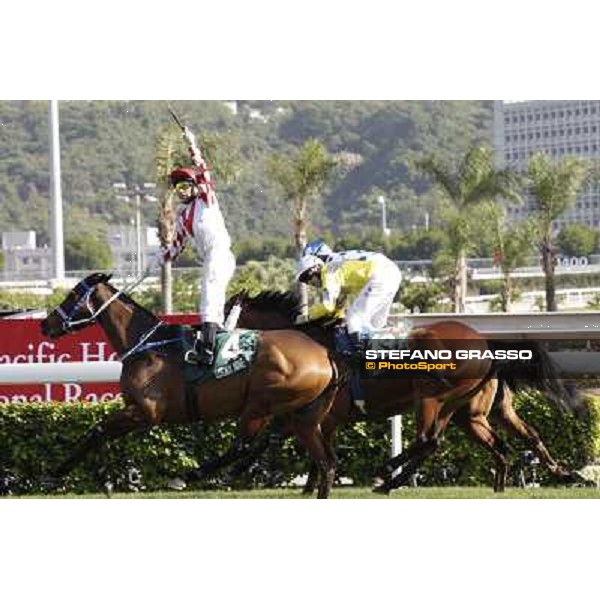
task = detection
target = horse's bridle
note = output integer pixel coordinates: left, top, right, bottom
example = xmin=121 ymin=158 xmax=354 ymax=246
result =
xmin=52 ymin=278 xmax=126 ymax=334
xmin=54 ymin=280 xmax=100 ymax=333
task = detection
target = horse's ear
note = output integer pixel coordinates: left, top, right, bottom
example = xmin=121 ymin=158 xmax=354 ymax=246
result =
xmin=100 ymin=273 xmax=113 ymax=283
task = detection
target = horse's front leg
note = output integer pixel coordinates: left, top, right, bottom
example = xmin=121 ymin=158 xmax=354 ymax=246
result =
xmin=42 ymin=402 xmax=149 ymax=490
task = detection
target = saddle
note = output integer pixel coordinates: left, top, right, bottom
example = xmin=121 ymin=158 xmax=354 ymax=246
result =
xmin=178 ymin=326 xmax=260 ymax=386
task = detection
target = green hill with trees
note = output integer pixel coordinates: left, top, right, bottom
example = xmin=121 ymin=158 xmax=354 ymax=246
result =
xmin=0 ymin=100 xmax=493 ymax=246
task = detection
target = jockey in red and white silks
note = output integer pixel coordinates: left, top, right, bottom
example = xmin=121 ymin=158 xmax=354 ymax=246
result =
xmin=161 ymin=163 xmax=236 ymax=365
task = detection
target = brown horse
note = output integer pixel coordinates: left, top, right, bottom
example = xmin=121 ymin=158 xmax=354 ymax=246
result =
xmin=226 ymin=290 xmax=580 ymax=493
xmin=40 ymin=273 xmax=341 ymax=498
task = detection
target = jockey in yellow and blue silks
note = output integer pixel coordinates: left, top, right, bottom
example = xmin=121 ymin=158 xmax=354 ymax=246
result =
xmin=295 ymin=240 xmax=402 ymax=359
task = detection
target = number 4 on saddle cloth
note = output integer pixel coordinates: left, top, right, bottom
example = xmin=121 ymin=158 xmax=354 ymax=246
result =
xmin=179 ymin=327 xmax=260 ymax=385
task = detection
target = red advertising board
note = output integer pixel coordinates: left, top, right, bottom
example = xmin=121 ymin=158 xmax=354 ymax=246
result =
xmin=0 ymin=315 xmax=196 ymax=403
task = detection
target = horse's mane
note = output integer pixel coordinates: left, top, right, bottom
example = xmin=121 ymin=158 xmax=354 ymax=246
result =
xmin=242 ymin=290 xmax=343 ymax=331
xmin=243 ymin=290 xmax=303 ymax=319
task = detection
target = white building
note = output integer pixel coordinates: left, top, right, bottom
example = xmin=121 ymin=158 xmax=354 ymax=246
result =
xmin=1 ymin=231 xmax=51 ymax=280
xmin=493 ymin=100 xmax=600 ymax=229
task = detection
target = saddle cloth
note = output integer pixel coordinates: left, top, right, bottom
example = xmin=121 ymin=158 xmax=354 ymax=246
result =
xmin=180 ymin=327 xmax=260 ymax=385
xmin=350 ymin=322 xmax=411 ymax=413
xmin=362 ymin=322 xmax=411 ymax=353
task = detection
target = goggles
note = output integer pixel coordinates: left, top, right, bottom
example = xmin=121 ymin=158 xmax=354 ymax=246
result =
xmin=174 ymin=180 xmax=195 ymax=193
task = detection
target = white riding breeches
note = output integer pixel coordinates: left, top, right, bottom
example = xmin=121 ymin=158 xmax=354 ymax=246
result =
xmin=199 ymin=249 xmax=236 ymax=325
xmin=345 ymin=258 xmax=402 ymax=336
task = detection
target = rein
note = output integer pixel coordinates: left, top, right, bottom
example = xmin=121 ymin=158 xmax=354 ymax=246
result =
xmin=51 ymin=269 xmax=183 ymax=361
xmin=59 ymin=270 xmax=152 ymax=332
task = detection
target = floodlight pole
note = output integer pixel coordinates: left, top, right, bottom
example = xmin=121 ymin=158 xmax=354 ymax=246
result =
xmin=49 ymin=100 xmax=65 ymax=283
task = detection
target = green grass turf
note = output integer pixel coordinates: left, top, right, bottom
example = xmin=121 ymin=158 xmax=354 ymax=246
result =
xmin=5 ymin=486 xmax=600 ymax=499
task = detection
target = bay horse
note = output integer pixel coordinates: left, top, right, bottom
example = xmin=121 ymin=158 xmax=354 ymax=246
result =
xmin=225 ymin=290 xmax=580 ymax=493
xmin=39 ymin=273 xmax=341 ymax=498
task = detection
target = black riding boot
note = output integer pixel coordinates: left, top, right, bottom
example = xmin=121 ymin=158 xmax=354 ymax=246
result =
xmin=186 ymin=322 xmax=219 ymax=366
xmin=334 ymin=326 xmax=363 ymax=367
xmin=198 ymin=321 xmax=218 ymax=365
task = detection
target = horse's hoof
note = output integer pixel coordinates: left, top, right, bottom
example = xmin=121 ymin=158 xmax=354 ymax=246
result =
xmin=372 ymin=483 xmax=391 ymax=496
xmin=167 ymin=477 xmax=187 ymax=491
xmin=570 ymin=471 xmax=597 ymax=487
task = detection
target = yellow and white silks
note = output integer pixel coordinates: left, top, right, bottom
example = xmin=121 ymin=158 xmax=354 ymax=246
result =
xmin=308 ymin=250 xmax=402 ymax=337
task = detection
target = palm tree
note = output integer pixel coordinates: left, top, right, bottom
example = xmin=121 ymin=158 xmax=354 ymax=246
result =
xmin=525 ymin=152 xmax=589 ymax=312
xmin=267 ymin=139 xmax=336 ymax=306
xmin=485 ymin=202 xmax=537 ymax=312
xmin=154 ymin=126 xmax=181 ymax=314
xmin=417 ymin=146 xmax=521 ymax=312
xmin=268 ymin=139 xmax=337 ymax=254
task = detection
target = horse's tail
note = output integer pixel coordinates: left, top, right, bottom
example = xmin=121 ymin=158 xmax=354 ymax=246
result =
xmin=487 ymin=340 xmax=577 ymax=413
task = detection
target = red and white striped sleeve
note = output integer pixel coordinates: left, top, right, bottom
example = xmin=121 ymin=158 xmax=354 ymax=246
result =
xmin=186 ymin=128 xmax=217 ymax=207
xmin=161 ymin=203 xmax=195 ymax=264
xmin=194 ymin=161 xmax=217 ymax=207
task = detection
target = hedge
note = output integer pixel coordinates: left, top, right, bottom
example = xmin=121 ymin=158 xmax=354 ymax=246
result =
xmin=1 ymin=391 xmax=599 ymax=494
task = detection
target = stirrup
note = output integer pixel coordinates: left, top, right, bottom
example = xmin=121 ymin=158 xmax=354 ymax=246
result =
xmin=185 ymin=349 xmax=202 ymax=365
